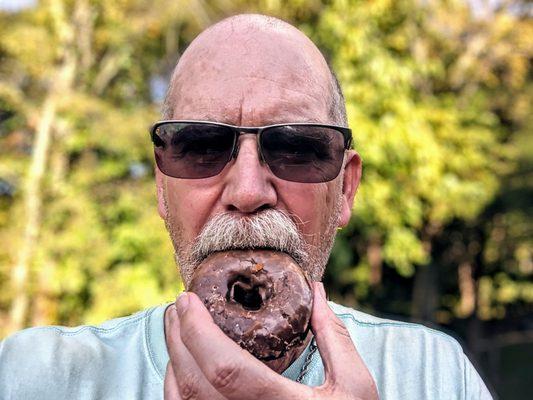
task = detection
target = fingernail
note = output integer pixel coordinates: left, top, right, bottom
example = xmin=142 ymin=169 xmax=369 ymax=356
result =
xmin=176 ymin=292 xmax=189 ymax=317
xmin=166 ymin=304 xmax=176 ymax=323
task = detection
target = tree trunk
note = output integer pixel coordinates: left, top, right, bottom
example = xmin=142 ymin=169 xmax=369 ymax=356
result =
xmin=7 ymin=0 xmax=77 ymax=333
xmin=31 ymin=260 xmax=59 ymax=327
xmin=30 ymin=116 xmax=71 ymax=326
xmin=411 ymin=261 xmax=439 ymax=323
xmin=7 ymin=96 xmax=57 ymax=332
xmin=457 ymin=262 xmax=476 ymax=318
xmin=368 ymin=237 xmax=382 ymax=286
xmin=411 ymin=230 xmax=439 ymax=323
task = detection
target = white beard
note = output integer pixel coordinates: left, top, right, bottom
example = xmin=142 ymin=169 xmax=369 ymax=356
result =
xmin=163 ymin=181 xmax=343 ymax=289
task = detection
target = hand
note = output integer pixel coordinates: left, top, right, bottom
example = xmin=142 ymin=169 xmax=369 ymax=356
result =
xmin=164 ymin=281 xmax=379 ymax=399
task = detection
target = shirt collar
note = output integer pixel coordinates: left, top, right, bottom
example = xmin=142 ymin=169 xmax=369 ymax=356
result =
xmin=146 ymin=302 xmax=315 ymax=382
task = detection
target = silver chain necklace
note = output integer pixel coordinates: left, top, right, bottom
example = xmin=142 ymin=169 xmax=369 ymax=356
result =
xmin=296 ymin=337 xmax=318 ymax=383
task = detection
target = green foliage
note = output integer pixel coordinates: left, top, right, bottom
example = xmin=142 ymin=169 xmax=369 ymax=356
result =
xmin=317 ymin=0 xmax=500 ymax=264
xmin=0 ymin=0 xmax=187 ymax=333
xmin=0 ymin=0 xmax=530 ymax=350
xmin=312 ymin=0 xmax=531 ymax=325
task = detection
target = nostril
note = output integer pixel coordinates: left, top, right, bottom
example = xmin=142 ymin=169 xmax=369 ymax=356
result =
xmin=226 ymin=204 xmax=272 ymax=213
xmin=256 ymin=204 xmax=271 ymax=213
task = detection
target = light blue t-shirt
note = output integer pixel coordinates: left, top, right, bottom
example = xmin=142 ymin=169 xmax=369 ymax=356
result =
xmin=0 ymin=301 xmax=493 ymax=399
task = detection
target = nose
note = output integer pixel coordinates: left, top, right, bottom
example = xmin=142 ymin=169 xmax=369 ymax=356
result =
xmin=220 ymin=135 xmax=277 ymax=213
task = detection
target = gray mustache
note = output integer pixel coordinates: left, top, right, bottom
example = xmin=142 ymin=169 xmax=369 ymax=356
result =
xmin=189 ymin=209 xmax=308 ymax=266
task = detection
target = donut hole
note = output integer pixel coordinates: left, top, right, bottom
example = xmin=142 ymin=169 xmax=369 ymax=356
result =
xmin=228 ymin=276 xmax=268 ymax=311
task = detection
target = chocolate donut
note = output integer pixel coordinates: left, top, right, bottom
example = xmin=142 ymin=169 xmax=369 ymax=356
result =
xmin=189 ymin=249 xmax=313 ymax=360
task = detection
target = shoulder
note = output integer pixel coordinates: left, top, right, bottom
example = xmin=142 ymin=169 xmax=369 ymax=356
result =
xmin=0 ymin=306 xmax=161 ymax=399
xmin=328 ymin=301 xmax=493 ymax=399
xmin=0 ymin=306 xmax=156 ymax=361
xmin=329 ymin=300 xmax=463 ymax=350
xmin=329 ymin=300 xmax=464 ymax=361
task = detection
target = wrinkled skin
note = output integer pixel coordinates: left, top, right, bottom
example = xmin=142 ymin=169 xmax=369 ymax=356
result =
xmin=157 ymin=14 xmax=378 ymax=400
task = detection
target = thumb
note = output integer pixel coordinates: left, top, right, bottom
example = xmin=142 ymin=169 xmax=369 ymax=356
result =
xmin=311 ymin=282 xmax=378 ymax=397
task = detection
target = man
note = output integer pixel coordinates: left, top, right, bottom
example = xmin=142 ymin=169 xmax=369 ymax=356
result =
xmin=0 ymin=14 xmax=493 ymax=400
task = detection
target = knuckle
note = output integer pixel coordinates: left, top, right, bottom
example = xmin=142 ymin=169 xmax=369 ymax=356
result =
xmin=177 ymin=372 xmax=200 ymax=399
xmin=210 ymin=361 xmax=241 ymax=392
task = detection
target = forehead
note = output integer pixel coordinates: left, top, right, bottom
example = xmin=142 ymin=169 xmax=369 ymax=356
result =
xmin=174 ymin=76 xmax=329 ymax=125
xmin=169 ymin=27 xmax=332 ymax=126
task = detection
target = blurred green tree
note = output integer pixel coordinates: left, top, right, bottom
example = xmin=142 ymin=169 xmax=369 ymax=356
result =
xmin=299 ymin=0 xmax=533 ymax=324
xmin=0 ymin=0 xmax=225 ymax=333
xmin=0 ymin=0 xmax=530 ymax=365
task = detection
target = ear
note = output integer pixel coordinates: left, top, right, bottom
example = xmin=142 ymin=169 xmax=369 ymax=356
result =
xmin=338 ymin=150 xmax=362 ymax=227
xmin=155 ymin=166 xmax=167 ymax=219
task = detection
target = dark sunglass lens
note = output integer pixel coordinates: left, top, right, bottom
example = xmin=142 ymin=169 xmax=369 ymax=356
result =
xmin=261 ymin=126 xmax=345 ymax=183
xmin=152 ymin=123 xmax=235 ymax=179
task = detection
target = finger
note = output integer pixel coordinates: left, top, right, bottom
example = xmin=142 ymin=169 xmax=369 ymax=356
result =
xmin=311 ymin=282 xmax=378 ymax=398
xmin=164 ymin=362 xmax=181 ymax=400
xmin=176 ymin=292 xmax=314 ymax=400
xmin=165 ymin=304 xmax=225 ymax=400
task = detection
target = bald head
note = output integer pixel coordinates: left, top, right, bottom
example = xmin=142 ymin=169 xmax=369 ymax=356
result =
xmin=162 ymin=14 xmax=346 ymax=126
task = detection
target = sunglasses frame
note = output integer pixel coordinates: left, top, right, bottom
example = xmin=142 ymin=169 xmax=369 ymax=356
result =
xmin=150 ymin=120 xmax=353 ymax=181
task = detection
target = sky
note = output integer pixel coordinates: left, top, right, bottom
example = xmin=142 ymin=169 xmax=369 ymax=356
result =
xmin=0 ymin=0 xmax=35 ymax=12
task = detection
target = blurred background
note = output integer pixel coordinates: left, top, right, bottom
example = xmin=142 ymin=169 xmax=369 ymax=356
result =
xmin=0 ymin=0 xmax=531 ymax=398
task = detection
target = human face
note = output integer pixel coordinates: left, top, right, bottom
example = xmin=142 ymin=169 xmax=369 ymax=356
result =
xmin=155 ymin=24 xmax=361 ymax=288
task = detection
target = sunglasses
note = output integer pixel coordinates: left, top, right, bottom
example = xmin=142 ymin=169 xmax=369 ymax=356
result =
xmin=150 ymin=120 xmax=352 ymax=183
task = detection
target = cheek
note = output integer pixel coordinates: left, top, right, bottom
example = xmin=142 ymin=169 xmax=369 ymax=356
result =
xmin=277 ymin=181 xmax=333 ymax=236
xmin=165 ymin=179 xmax=222 ymax=241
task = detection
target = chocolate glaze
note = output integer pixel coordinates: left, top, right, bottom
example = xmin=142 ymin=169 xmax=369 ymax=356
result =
xmin=189 ymin=250 xmax=313 ymax=360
